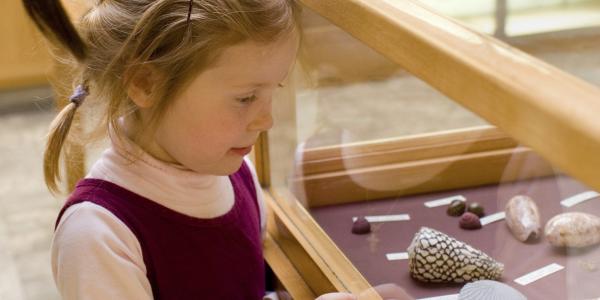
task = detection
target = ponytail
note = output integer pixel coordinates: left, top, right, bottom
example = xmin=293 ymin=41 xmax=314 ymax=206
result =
xmin=22 ymin=0 xmax=89 ymax=193
xmin=43 ymin=102 xmax=79 ymax=194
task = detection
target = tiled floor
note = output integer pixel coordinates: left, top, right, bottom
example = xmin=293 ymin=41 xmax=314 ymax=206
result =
xmin=0 ymin=108 xmax=60 ymax=300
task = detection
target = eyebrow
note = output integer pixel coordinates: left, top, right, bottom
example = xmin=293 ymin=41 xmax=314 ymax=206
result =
xmin=232 ymin=69 xmax=292 ymax=89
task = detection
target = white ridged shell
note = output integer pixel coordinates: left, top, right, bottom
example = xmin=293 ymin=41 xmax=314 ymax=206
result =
xmin=459 ymin=280 xmax=527 ymax=300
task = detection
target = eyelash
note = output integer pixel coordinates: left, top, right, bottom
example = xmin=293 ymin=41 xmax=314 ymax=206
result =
xmin=237 ymin=94 xmax=257 ymax=104
xmin=237 ymin=84 xmax=284 ymax=104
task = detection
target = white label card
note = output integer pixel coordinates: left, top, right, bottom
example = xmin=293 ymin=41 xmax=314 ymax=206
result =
xmin=386 ymin=252 xmax=409 ymax=261
xmin=417 ymin=294 xmax=459 ymax=300
xmin=561 ymin=191 xmax=600 ymax=207
xmin=352 ymin=214 xmax=410 ymax=223
xmin=424 ymin=195 xmax=466 ymax=208
xmin=480 ymin=211 xmax=506 ymax=226
xmin=514 ymin=263 xmax=564 ymax=286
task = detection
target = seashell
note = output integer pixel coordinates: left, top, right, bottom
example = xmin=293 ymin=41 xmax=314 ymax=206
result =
xmin=545 ymin=212 xmax=600 ymax=248
xmin=459 ymin=212 xmax=482 ymax=230
xmin=351 ymin=217 xmax=371 ymax=234
xmin=505 ymin=195 xmax=541 ymax=242
xmin=459 ymin=280 xmax=526 ymax=300
xmin=467 ymin=202 xmax=485 ymax=217
xmin=447 ymin=199 xmax=466 ymax=217
xmin=407 ymin=227 xmax=504 ymax=283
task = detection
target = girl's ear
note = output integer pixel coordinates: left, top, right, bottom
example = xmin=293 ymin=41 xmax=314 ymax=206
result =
xmin=125 ymin=65 xmax=160 ymax=108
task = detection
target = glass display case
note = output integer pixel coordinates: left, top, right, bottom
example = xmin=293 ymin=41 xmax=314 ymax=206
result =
xmin=259 ymin=1 xmax=600 ymax=299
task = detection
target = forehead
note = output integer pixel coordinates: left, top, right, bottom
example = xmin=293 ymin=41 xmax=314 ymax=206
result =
xmin=203 ymin=34 xmax=299 ymax=87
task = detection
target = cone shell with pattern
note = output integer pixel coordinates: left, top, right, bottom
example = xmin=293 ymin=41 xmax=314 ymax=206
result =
xmin=407 ymin=227 xmax=504 ymax=283
xmin=459 ymin=280 xmax=526 ymax=300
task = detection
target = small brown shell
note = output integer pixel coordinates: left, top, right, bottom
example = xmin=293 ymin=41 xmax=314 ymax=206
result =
xmin=351 ymin=217 xmax=371 ymax=234
xmin=467 ymin=202 xmax=485 ymax=217
xmin=460 ymin=212 xmax=482 ymax=230
xmin=447 ymin=200 xmax=466 ymax=217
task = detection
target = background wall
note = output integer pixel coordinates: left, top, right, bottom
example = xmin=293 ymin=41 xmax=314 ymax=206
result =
xmin=0 ymin=1 xmax=53 ymax=91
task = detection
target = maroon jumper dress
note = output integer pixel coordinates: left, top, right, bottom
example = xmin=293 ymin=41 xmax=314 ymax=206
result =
xmin=55 ymin=162 xmax=265 ymax=300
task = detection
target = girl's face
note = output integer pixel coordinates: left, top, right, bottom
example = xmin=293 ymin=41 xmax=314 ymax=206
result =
xmin=145 ymin=33 xmax=299 ymax=175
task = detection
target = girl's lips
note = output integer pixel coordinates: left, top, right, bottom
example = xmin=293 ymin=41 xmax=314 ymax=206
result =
xmin=230 ymin=145 xmax=253 ymax=156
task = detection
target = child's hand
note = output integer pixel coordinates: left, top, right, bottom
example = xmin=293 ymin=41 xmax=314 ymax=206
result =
xmin=315 ymin=292 xmax=357 ymax=300
xmin=315 ymin=283 xmax=413 ymax=300
xmin=365 ymin=283 xmax=413 ymax=300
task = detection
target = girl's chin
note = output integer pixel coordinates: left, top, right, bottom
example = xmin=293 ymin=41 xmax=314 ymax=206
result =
xmin=182 ymin=154 xmax=246 ymax=176
xmin=212 ymin=158 xmax=246 ymax=176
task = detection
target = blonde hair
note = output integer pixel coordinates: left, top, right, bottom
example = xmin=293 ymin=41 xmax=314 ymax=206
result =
xmin=22 ymin=0 xmax=301 ymax=194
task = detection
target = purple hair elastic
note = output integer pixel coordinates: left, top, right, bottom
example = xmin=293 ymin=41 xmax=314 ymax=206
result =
xmin=69 ymin=84 xmax=89 ymax=107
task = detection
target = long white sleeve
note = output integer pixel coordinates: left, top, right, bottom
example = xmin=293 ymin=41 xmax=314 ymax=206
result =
xmin=52 ymin=202 xmax=153 ymax=299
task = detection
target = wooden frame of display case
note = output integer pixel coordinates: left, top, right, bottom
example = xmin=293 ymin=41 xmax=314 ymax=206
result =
xmin=258 ymin=0 xmax=600 ymax=299
xmin=291 ymin=126 xmax=555 ymax=208
xmin=0 ymin=2 xmax=53 ymax=89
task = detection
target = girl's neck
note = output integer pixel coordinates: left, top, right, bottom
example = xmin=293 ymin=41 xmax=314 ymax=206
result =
xmin=120 ymin=115 xmax=180 ymax=167
xmin=87 ymin=131 xmax=235 ymax=218
xmin=110 ymin=120 xmax=221 ymax=188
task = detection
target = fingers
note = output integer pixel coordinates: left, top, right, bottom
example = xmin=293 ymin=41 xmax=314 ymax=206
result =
xmin=316 ymin=283 xmax=413 ymax=300
xmin=315 ymin=292 xmax=358 ymax=300
xmin=358 ymin=283 xmax=413 ymax=300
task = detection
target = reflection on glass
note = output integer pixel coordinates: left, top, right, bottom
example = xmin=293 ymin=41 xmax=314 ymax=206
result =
xmin=418 ymin=0 xmax=600 ymax=37
xmin=268 ymin=3 xmax=600 ymax=300
xmin=295 ymin=10 xmax=487 ymax=149
xmin=418 ymin=0 xmax=600 ymax=86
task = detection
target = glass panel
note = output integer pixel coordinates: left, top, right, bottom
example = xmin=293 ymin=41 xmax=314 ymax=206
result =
xmin=419 ymin=0 xmax=600 ymax=86
xmin=293 ymin=9 xmax=488 ymax=149
xmin=269 ymin=3 xmax=600 ymax=300
xmin=304 ymin=156 xmax=597 ymax=299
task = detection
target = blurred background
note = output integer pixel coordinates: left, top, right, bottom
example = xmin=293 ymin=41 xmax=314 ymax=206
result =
xmin=1 ymin=0 xmax=599 ymax=299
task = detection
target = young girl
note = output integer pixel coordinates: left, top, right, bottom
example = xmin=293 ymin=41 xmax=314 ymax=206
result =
xmin=24 ymin=0 xmax=410 ymax=299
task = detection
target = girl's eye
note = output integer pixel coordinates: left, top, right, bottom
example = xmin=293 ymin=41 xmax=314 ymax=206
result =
xmin=237 ymin=95 xmax=257 ymax=104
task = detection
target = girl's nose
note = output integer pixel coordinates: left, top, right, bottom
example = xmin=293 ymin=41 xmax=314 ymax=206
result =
xmin=248 ymin=100 xmax=274 ymax=132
